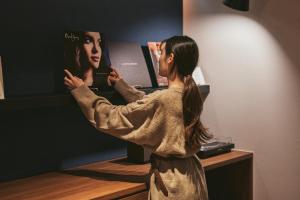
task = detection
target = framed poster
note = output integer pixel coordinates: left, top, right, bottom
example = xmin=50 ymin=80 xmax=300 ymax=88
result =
xmin=64 ymin=31 xmax=112 ymax=91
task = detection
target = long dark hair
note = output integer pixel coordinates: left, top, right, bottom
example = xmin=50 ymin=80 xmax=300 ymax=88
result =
xmin=162 ymin=36 xmax=213 ymax=150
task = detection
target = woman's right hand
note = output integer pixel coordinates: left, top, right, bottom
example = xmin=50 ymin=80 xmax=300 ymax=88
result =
xmin=108 ymin=68 xmax=122 ymax=86
xmin=64 ymin=69 xmax=84 ymax=90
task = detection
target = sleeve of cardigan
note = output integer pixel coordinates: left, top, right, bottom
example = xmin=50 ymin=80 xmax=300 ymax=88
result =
xmin=113 ymin=78 xmax=146 ymax=103
xmin=71 ymin=84 xmax=160 ymax=145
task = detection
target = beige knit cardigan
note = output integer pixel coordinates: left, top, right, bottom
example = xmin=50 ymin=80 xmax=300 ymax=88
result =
xmin=71 ymin=79 xmax=209 ymax=200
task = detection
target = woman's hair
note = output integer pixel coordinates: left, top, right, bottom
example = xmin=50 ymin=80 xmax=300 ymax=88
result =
xmin=162 ymin=35 xmax=213 ymax=150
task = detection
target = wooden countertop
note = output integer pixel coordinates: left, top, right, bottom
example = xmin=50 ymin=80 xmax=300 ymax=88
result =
xmin=0 ymin=150 xmax=253 ymax=200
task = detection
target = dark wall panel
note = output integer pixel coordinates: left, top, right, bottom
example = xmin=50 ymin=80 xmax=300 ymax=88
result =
xmin=0 ymin=0 xmax=182 ymax=182
xmin=0 ymin=0 xmax=182 ymax=96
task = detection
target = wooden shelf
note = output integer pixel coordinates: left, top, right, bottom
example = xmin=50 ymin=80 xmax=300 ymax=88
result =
xmin=0 ymin=150 xmax=252 ymax=200
xmin=0 ymin=85 xmax=210 ymax=111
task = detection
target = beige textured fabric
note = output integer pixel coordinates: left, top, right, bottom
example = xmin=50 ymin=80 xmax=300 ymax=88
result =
xmin=71 ymin=79 xmax=209 ymax=200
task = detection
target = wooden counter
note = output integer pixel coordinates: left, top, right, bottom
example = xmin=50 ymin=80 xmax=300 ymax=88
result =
xmin=0 ymin=150 xmax=253 ymax=200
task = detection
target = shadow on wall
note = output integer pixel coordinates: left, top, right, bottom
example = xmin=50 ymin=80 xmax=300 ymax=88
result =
xmin=184 ymin=0 xmax=300 ymax=72
xmin=251 ymin=0 xmax=300 ymax=72
xmin=184 ymin=1 xmax=300 ymax=200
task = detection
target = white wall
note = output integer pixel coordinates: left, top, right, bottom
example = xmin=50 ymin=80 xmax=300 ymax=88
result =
xmin=183 ymin=0 xmax=300 ymax=200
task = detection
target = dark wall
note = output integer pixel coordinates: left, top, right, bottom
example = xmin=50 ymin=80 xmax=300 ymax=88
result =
xmin=0 ymin=0 xmax=182 ymax=182
xmin=0 ymin=0 xmax=182 ymax=96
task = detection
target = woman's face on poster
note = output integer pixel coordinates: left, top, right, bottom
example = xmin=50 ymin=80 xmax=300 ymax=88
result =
xmin=82 ymin=32 xmax=102 ymax=69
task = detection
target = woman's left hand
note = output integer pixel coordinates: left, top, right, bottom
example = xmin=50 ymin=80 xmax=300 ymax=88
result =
xmin=107 ymin=67 xmax=121 ymax=86
xmin=64 ymin=69 xmax=84 ymax=90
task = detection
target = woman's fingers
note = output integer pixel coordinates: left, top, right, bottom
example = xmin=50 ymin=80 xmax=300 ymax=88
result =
xmin=64 ymin=77 xmax=75 ymax=89
xmin=64 ymin=76 xmax=75 ymax=86
xmin=108 ymin=74 xmax=118 ymax=86
xmin=74 ymin=76 xmax=83 ymax=83
xmin=64 ymin=81 xmax=74 ymax=90
xmin=64 ymin=81 xmax=71 ymax=87
xmin=64 ymin=76 xmax=72 ymax=83
xmin=64 ymin=77 xmax=73 ymax=86
xmin=107 ymin=78 xmax=112 ymax=86
xmin=108 ymin=74 xmax=117 ymax=81
xmin=63 ymin=70 xmax=84 ymax=90
xmin=74 ymin=76 xmax=84 ymax=87
xmin=64 ymin=69 xmax=74 ymax=80
xmin=111 ymin=67 xmax=120 ymax=78
xmin=114 ymin=69 xmax=120 ymax=77
xmin=110 ymin=71 xmax=117 ymax=78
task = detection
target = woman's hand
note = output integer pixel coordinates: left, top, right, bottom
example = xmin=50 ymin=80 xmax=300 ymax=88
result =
xmin=64 ymin=69 xmax=84 ymax=90
xmin=107 ymin=68 xmax=122 ymax=86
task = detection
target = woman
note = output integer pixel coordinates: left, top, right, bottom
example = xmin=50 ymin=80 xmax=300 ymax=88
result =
xmin=64 ymin=31 xmax=111 ymax=88
xmin=64 ymin=35 xmax=212 ymax=200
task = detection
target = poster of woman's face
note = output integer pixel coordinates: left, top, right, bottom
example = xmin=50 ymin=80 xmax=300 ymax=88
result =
xmin=64 ymin=31 xmax=112 ymax=90
xmin=0 ymin=56 xmax=4 ymax=100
